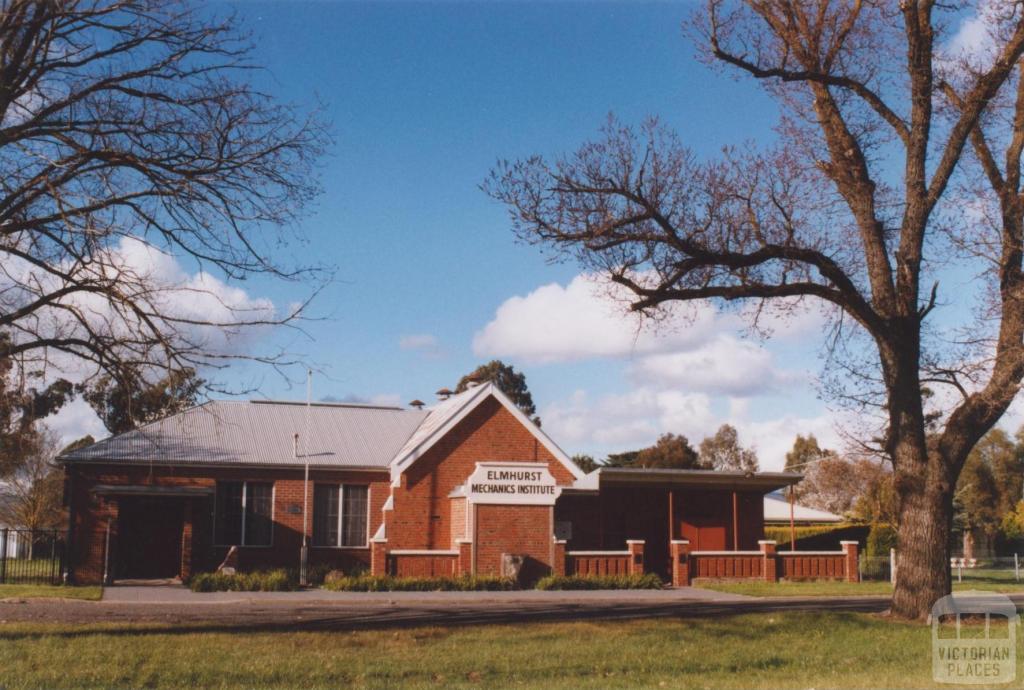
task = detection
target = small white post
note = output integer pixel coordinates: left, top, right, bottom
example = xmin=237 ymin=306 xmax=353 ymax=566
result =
xmin=890 ymin=547 xmax=897 ymax=586
xmin=958 ymin=561 xmax=962 ymax=583
xmin=102 ymin=520 xmax=111 ymax=585
xmin=1015 ymin=553 xmax=1020 ymax=582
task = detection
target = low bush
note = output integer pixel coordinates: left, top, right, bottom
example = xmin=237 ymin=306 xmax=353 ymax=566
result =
xmin=322 ymin=574 xmax=515 ymax=592
xmin=189 ymin=569 xmax=299 ymax=592
xmin=535 ymin=573 xmax=664 ymax=590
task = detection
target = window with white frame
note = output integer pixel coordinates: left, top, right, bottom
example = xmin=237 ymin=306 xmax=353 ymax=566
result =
xmin=313 ymin=484 xmax=368 ymax=547
xmin=214 ymin=481 xmax=273 ymax=546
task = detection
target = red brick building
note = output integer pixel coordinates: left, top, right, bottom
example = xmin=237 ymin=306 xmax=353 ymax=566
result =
xmin=61 ymin=382 xmax=837 ymax=586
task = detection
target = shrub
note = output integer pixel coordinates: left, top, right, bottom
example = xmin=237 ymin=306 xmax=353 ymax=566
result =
xmin=534 ymin=573 xmax=664 ymax=590
xmin=865 ymin=523 xmax=897 ymax=558
xmin=304 ymin=563 xmax=334 ymax=586
xmin=189 ymin=569 xmax=299 ymax=592
xmin=322 ymin=574 xmax=515 ymax=592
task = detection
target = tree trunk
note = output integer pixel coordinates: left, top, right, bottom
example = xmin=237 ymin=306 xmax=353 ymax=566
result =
xmin=892 ymin=448 xmax=953 ymax=620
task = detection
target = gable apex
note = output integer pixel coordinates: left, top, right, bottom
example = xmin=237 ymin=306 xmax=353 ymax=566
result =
xmin=389 ymin=382 xmax=585 ymax=484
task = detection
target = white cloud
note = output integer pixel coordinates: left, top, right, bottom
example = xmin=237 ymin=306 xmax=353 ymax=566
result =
xmin=481 ymin=273 xmax=843 ymax=468
xmin=2 ymin=236 xmax=279 ymax=382
xmin=44 ymin=398 xmax=108 ymax=446
xmin=739 ymin=414 xmax=845 ymax=473
xmin=940 ymin=1 xmax=1014 ymax=70
xmin=474 ymin=273 xmax=827 ymax=365
xmin=540 ymin=385 xmax=843 ymax=471
xmin=4 ymin=236 xmax=285 ymax=443
xmin=628 ymin=335 xmax=801 ymax=396
xmin=399 ymin=334 xmax=438 ymax=351
xmin=369 ymin=393 xmax=403 ymax=407
xmin=473 ymin=274 xmax=726 ymax=363
xmin=542 ymin=388 xmax=716 ymax=449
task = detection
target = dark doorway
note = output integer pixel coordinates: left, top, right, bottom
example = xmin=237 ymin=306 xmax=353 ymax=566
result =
xmin=116 ymin=497 xmax=184 ymax=579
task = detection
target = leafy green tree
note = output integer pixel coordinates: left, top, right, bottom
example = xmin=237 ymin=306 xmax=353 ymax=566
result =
xmin=455 ymin=360 xmax=538 ymax=421
xmin=785 ymin=434 xmax=830 ymax=472
xmin=634 ymin=433 xmax=703 ymax=469
xmin=954 ymin=428 xmax=1022 ymax=553
xmin=698 ymin=425 xmax=758 ymax=473
xmin=571 ymin=454 xmax=599 ymax=473
xmin=850 ymin=460 xmax=899 ymax=525
xmin=81 ymin=366 xmax=204 ymax=435
xmin=603 ymin=450 xmax=640 ymax=468
xmin=0 ymin=335 xmax=73 ymax=476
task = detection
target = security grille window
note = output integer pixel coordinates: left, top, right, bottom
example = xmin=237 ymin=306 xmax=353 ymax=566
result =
xmin=313 ymin=484 xmax=368 ymax=547
xmin=214 ymin=481 xmax=273 ymax=546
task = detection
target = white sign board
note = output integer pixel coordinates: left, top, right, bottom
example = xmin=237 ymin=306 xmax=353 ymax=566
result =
xmin=466 ymin=462 xmax=561 ymax=505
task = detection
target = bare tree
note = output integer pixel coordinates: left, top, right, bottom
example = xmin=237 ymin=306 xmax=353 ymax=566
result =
xmin=698 ymin=424 xmax=759 ymax=472
xmin=0 ymin=426 xmax=63 ymax=550
xmin=0 ymin=0 xmax=329 ymax=393
xmin=485 ymin=2 xmax=1024 ymax=619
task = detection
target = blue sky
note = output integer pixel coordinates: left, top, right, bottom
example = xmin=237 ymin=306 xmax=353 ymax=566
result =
xmin=50 ymin=2 xmax=988 ymax=468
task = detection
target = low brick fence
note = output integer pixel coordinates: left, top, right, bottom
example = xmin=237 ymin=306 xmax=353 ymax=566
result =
xmin=566 ymin=540 xmax=646 ymax=577
xmin=778 ymin=551 xmax=848 ymax=579
xmin=671 ymin=540 xmax=859 ymax=586
xmin=690 ymin=551 xmax=765 ymax=579
xmin=386 ymin=549 xmax=458 ymax=577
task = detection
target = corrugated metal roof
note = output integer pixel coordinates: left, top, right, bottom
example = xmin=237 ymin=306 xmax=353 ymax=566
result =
xmin=763 ymin=494 xmax=843 ymax=523
xmin=391 ymin=383 xmax=493 ymax=468
xmin=60 ymin=400 xmax=429 ymax=469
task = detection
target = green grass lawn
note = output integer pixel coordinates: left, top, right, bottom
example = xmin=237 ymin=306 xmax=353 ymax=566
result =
xmin=699 ymin=575 xmax=1024 ymax=598
xmin=0 ymin=584 xmax=102 ymax=600
xmin=0 ymin=611 xmax=1002 ymax=689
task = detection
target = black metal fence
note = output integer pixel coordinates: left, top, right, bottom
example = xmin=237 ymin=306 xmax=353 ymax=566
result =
xmin=0 ymin=528 xmax=64 ymax=585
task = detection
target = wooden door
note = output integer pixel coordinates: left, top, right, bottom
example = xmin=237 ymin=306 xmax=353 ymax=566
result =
xmin=116 ymin=497 xmax=184 ymax=579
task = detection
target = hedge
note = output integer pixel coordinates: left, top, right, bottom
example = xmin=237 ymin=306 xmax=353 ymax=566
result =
xmin=534 ymin=573 xmax=664 ymax=590
xmin=322 ymin=574 xmax=515 ymax=592
xmin=189 ymin=569 xmax=299 ymax=592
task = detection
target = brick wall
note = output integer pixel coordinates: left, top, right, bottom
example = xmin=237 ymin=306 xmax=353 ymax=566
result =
xmin=386 ymin=397 xmax=575 ymax=550
xmin=450 ymin=497 xmax=466 ymax=543
xmin=66 ymin=463 xmax=390 ymax=584
xmin=473 ymin=503 xmax=553 ymax=581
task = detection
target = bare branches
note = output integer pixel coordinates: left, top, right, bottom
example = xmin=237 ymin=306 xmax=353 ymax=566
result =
xmin=485 ymin=118 xmax=882 ymax=333
xmin=0 ymin=0 xmax=331 ymax=390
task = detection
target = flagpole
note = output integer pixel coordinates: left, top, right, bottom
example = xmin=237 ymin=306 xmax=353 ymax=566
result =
xmin=300 ymin=369 xmax=311 ymax=586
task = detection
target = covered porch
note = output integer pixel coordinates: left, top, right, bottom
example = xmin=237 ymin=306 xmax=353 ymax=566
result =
xmin=91 ymin=484 xmax=213 ymax=584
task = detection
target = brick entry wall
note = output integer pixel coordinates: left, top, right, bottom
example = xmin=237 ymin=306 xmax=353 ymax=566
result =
xmin=474 ymin=503 xmax=553 ymax=581
xmin=385 ymin=397 xmax=576 ymax=551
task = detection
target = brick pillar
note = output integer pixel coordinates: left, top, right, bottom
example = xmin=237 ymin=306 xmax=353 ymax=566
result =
xmin=180 ymin=499 xmax=194 ymax=580
xmin=759 ymin=540 xmax=778 ymax=582
xmin=670 ymin=540 xmax=690 ymax=587
xmin=841 ymin=541 xmax=860 ymax=582
xmin=552 ymin=539 xmax=566 ymax=576
xmin=371 ymin=539 xmax=387 ymax=576
xmin=456 ymin=539 xmax=473 ymax=576
xmin=627 ymin=539 xmax=645 ymax=575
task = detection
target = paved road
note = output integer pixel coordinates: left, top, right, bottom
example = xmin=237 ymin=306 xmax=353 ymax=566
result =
xmin=0 ymin=592 xmax=893 ymax=632
xmin=99 ymin=584 xmax=754 ymax=604
xmin=4 ymin=590 xmax=1021 ymax=632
